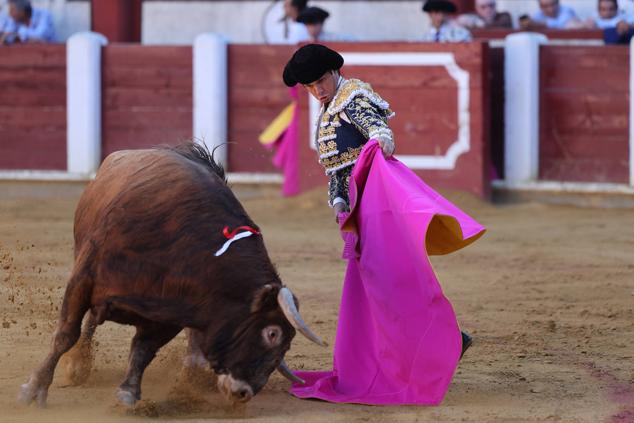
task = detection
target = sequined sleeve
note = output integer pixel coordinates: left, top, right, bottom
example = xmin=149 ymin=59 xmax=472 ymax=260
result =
xmin=343 ymin=95 xmax=394 ymax=145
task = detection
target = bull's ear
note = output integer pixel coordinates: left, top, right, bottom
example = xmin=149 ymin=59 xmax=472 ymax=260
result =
xmin=251 ymin=284 xmax=281 ymax=313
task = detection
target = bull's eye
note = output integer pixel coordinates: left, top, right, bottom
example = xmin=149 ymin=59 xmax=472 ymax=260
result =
xmin=262 ymin=325 xmax=283 ymax=348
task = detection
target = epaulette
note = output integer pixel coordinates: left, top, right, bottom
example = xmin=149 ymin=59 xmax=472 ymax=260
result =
xmin=326 ymin=79 xmax=391 ymax=115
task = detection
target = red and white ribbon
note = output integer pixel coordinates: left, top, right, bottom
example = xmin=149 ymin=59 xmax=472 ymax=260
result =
xmin=214 ymin=226 xmax=260 ymax=257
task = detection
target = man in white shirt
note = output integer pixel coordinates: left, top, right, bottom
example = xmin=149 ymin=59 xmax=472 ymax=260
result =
xmin=262 ymin=0 xmax=310 ymax=44
xmin=587 ymin=0 xmax=634 ymax=29
xmin=422 ymin=0 xmax=472 ymax=43
xmin=520 ymin=0 xmax=581 ymax=30
xmin=0 ymin=0 xmax=55 ymax=45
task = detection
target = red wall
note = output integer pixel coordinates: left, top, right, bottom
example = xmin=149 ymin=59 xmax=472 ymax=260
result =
xmin=539 ymin=45 xmax=629 ymax=183
xmin=0 ymin=45 xmax=66 ymax=170
xmin=101 ymin=45 xmax=193 ymax=158
xmin=227 ymin=45 xmax=293 ymax=173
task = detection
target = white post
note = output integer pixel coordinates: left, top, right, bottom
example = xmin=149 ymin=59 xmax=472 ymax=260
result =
xmin=193 ymin=33 xmax=228 ymax=167
xmin=630 ymin=37 xmax=634 ymax=186
xmin=504 ymin=32 xmax=548 ymax=183
xmin=66 ymin=32 xmax=107 ymax=175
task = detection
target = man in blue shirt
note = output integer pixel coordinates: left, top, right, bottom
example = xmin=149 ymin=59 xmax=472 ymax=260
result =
xmin=0 ymin=0 xmax=55 ymax=45
xmin=519 ymin=0 xmax=581 ymax=29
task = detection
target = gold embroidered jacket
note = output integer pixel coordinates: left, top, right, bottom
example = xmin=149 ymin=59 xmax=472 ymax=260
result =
xmin=316 ymin=78 xmax=395 ymax=176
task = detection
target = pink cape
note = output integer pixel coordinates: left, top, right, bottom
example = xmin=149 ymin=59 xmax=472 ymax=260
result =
xmin=266 ymin=87 xmax=300 ymax=196
xmin=290 ymin=140 xmax=485 ymax=405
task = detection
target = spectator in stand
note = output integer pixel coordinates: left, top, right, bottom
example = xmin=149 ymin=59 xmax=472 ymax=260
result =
xmin=264 ymin=0 xmax=310 ymax=44
xmin=0 ymin=0 xmax=55 ymax=45
xmin=457 ymin=0 xmax=513 ymax=29
xmin=422 ymin=0 xmax=472 ymax=42
xmin=585 ymin=0 xmax=634 ymax=44
xmin=519 ymin=0 xmax=581 ymax=30
xmin=296 ymin=6 xmax=356 ymax=42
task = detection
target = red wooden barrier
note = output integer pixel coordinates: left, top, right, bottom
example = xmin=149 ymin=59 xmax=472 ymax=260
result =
xmin=472 ymin=28 xmax=604 ymax=41
xmin=227 ymin=44 xmax=293 ymax=173
xmin=307 ymin=42 xmax=491 ymax=198
xmin=229 ymin=42 xmax=491 ymax=198
xmin=101 ymin=45 xmax=193 ymax=158
xmin=0 ymin=45 xmax=66 ymax=170
xmin=539 ymin=45 xmax=629 ymax=183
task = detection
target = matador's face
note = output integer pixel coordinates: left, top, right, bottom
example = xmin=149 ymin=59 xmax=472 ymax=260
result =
xmin=303 ymin=71 xmax=338 ymax=105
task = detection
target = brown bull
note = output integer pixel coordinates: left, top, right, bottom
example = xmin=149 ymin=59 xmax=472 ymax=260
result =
xmin=18 ymin=142 xmax=324 ymax=407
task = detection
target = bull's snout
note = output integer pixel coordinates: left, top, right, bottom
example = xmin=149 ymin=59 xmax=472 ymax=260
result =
xmin=217 ymin=374 xmax=254 ymax=403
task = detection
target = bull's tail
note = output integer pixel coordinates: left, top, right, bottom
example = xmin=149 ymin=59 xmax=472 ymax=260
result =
xmin=163 ymin=141 xmax=227 ymax=184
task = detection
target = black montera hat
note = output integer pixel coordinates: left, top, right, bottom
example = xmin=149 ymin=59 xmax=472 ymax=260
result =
xmin=283 ymin=44 xmax=344 ymax=87
xmin=422 ymin=0 xmax=458 ymax=13
xmin=296 ymin=6 xmax=330 ymax=24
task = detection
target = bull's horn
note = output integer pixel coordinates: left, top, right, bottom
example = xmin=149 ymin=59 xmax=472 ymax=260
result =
xmin=277 ymin=360 xmax=305 ymax=384
xmin=277 ymin=287 xmax=328 ymax=347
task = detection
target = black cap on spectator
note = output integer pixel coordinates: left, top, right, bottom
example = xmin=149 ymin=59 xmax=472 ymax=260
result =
xmin=422 ymin=0 xmax=458 ymax=13
xmin=297 ymin=7 xmax=330 ymax=24
xmin=283 ymin=44 xmax=344 ymax=87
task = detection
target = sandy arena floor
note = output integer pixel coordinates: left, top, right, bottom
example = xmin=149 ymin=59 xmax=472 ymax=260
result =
xmin=0 ymin=181 xmax=633 ymax=423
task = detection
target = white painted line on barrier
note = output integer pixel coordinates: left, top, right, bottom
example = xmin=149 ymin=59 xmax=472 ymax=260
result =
xmin=0 ymin=171 xmax=282 ymax=185
xmin=0 ymin=171 xmax=94 ymax=181
xmin=493 ymin=179 xmax=634 ymax=194
xmin=309 ymin=51 xmax=470 ymax=170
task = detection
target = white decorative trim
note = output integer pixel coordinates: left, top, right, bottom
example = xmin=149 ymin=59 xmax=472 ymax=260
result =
xmin=319 ymin=150 xmax=339 ymax=160
xmin=630 ymin=36 xmax=634 ymax=186
xmin=326 ymin=79 xmax=391 ymax=115
xmin=308 ymin=52 xmax=471 ymax=170
xmin=317 ymin=134 xmax=337 ymax=143
xmin=325 ymin=159 xmax=358 ymax=175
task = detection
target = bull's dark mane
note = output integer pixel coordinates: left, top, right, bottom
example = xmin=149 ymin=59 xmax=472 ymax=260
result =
xmin=160 ymin=141 xmax=227 ymax=184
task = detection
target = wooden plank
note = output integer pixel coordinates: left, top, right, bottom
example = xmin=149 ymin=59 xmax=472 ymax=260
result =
xmin=541 ymin=69 xmax=628 ymax=92
xmin=540 ymin=133 xmax=628 ymax=159
xmin=540 ymin=45 xmax=628 ymax=69
xmin=0 ymin=44 xmax=66 ymax=67
xmin=473 ymin=28 xmax=603 ymax=40
xmin=103 ymin=87 xmax=192 ymax=108
xmin=0 ymin=108 xmax=66 ymax=129
xmin=0 ymin=89 xmax=65 ymax=107
xmin=103 ymin=66 xmax=192 ymax=89
xmin=0 ymin=67 xmax=66 ymax=86
xmin=0 ymin=131 xmax=66 ymax=169
xmin=229 ymin=87 xmax=291 ymax=108
xmin=102 ymin=128 xmax=192 ymax=158
xmin=103 ymin=45 xmax=192 ymax=67
xmin=540 ymin=158 xmax=628 ymax=183
xmin=103 ymin=109 xmax=192 ymax=129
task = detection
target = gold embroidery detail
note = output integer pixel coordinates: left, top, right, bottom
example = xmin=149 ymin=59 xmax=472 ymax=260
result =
xmin=318 ymin=140 xmax=338 ymax=157
xmin=320 ymin=146 xmax=363 ymax=174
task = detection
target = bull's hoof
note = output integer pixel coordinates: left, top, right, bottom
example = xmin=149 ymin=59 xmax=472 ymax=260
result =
xmin=116 ymin=388 xmax=138 ymax=407
xmin=18 ymin=378 xmax=48 ymax=408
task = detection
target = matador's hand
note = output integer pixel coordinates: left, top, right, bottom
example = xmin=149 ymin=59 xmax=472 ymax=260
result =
xmin=377 ymin=135 xmax=394 ymax=158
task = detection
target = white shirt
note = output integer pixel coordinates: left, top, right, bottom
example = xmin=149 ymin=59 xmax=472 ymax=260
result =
xmin=0 ymin=7 xmax=56 ymax=43
xmin=593 ymin=11 xmax=634 ymax=29
xmin=423 ymin=22 xmax=472 ymax=42
xmin=261 ymin=2 xmax=309 ymax=44
xmin=531 ymin=4 xmax=578 ymax=29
